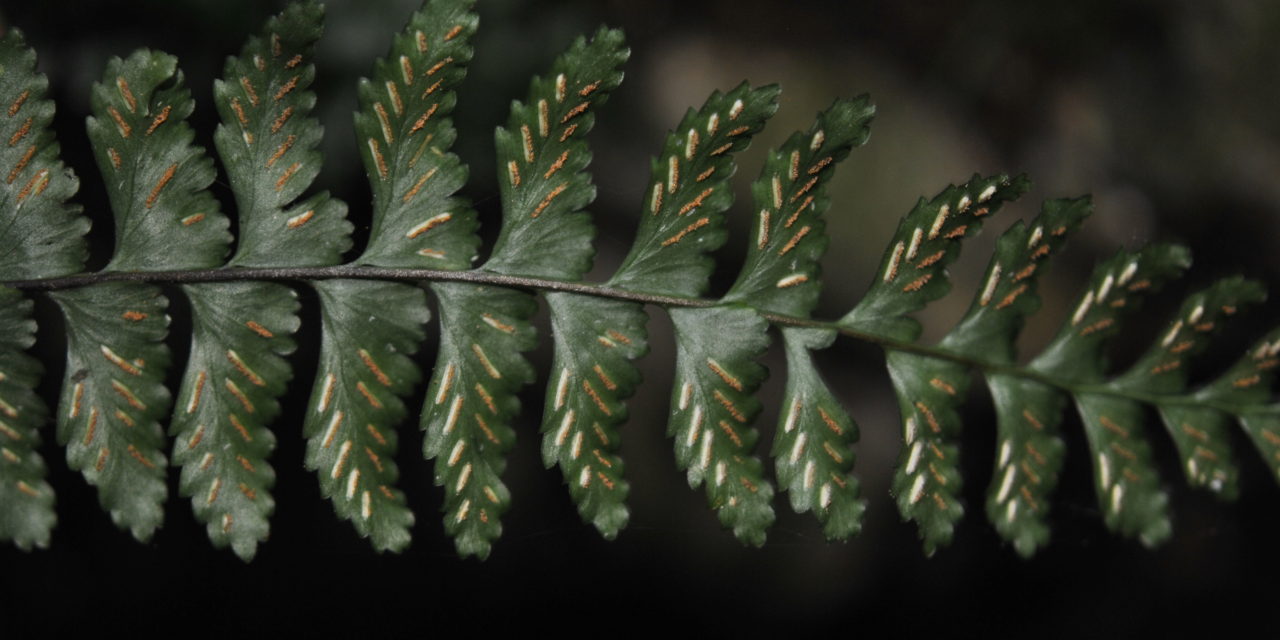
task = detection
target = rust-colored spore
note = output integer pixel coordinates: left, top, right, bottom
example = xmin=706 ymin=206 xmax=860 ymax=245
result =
xmin=145 ymin=164 xmax=177 ymax=209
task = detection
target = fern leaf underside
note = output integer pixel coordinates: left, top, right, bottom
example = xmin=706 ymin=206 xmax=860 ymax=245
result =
xmin=2 ymin=0 xmax=1279 ymax=562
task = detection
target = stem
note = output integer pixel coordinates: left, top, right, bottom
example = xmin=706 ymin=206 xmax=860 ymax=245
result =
xmin=2 ymin=265 xmax=1264 ymax=416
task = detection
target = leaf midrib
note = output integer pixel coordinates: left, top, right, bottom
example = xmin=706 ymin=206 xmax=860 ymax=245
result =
xmin=6 ymin=263 xmax=1273 ymax=418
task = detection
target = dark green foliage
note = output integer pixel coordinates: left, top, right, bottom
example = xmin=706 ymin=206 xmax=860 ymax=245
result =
xmin=52 ymin=283 xmax=171 ymax=540
xmin=0 ymin=31 xmax=86 ymax=279
xmin=352 ymin=0 xmax=477 ymax=270
xmin=486 ymin=27 xmax=628 ymax=280
xmin=171 ymin=282 xmax=297 ymax=559
xmin=773 ymin=327 xmax=865 ymax=540
xmin=168 ymin=1 xmax=348 ymax=559
xmin=669 ymin=305 xmax=774 ymax=544
xmin=723 ymin=97 xmax=875 ymax=316
xmin=421 ymin=282 xmax=536 ymax=558
xmin=841 ymin=175 xmax=1030 ymax=340
xmin=609 ymin=83 xmax=781 ymax=297
xmin=215 ymin=1 xmax=350 ymax=268
xmin=304 ymin=279 xmax=425 ymax=551
xmin=540 ymin=292 xmax=647 ymax=538
xmin=882 ymin=197 xmax=1091 ymax=553
xmin=3 ymin=0 xmax=1280 ymax=564
xmin=0 ymin=28 xmax=86 ymax=549
xmin=0 ymin=288 xmax=55 ymax=549
xmin=87 ymin=51 xmax=229 ymax=271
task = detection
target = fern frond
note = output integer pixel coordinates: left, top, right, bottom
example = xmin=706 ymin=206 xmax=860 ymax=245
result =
xmin=540 ymin=291 xmax=647 ymax=537
xmin=730 ymin=99 xmax=873 ymax=539
xmin=723 ymin=97 xmax=874 ymax=315
xmin=296 ymin=0 xmax=473 ymax=550
xmin=485 ymin=26 xmax=627 ymax=280
xmin=505 ymin=29 xmax=648 ymax=538
xmin=1024 ymin=245 xmax=1191 ymax=548
xmin=971 ymin=196 xmax=1093 ymax=555
xmin=668 ymin=305 xmax=774 ymax=543
xmin=1128 ymin=278 xmax=1265 ymax=499
xmin=832 ymin=174 xmax=1026 ymax=552
xmin=5 ymin=0 xmax=1280 ymax=565
xmin=841 ymin=174 xmax=1030 ymax=339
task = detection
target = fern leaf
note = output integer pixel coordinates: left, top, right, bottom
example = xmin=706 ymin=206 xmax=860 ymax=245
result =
xmin=353 ymin=0 xmax=478 ymax=269
xmin=652 ymin=97 xmax=861 ymax=543
xmin=0 ymin=29 xmax=87 ymax=278
xmin=1192 ymin=329 xmax=1280 ymax=490
xmin=668 ymin=305 xmax=774 ymax=544
xmin=1030 ymin=245 xmax=1191 ymax=379
xmin=480 ymin=28 xmax=641 ymax=537
xmin=349 ymin=0 xmax=493 ymax=556
xmin=841 ymin=174 xmax=1030 ymax=340
xmin=47 ymin=49 xmax=228 ymax=540
xmin=1027 ymin=245 xmax=1190 ymax=546
xmin=485 ymin=27 xmax=628 ymax=280
xmin=990 ymin=240 xmax=1189 ymax=554
xmin=943 ymin=197 xmax=1093 ymax=360
xmin=169 ymin=282 xmax=297 ymax=559
xmin=419 ymin=27 xmax=628 ymax=554
xmin=213 ymin=0 xmax=351 ymax=268
xmin=984 ymin=373 xmax=1068 ymax=556
xmin=715 ymin=100 xmax=872 ymax=539
xmin=539 ymin=292 xmax=647 ymax=537
xmin=86 ymin=50 xmax=229 ymax=270
xmin=167 ymin=1 xmax=347 ymax=560
xmin=581 ymin=83 xmax=780 ymax=544
xmin=297 ymin=0 xmax=483 ymax=551
xmin=934 ymin=196 xmax=1089 ymax=554
xmin=1078 ymin=278 xmax=1264 ymax=545
xmin=882 ymin=351 xmax=969 ymax=552
xmin=723 ymin=97 xmax=874 ymax=315
xmin=7 ymin=0 xmax=1280 ymax=562
xmin=0 ymin=29 xmax=88 ymax=549
xmin=303 ymin=280 xmax=425 ymax=551
xmin=608 ymin=83 xmax=781 ymax=297
xmin=51 ymin=283 xmax=171 ymax=540
xmin=1112 ymin=278 xmax=1265 ymax=394
xmin=1135 ymin=279 xmax=1265 ymax=498
xmin=0 ymin=288 xmax=55 ymax=549
xmin=422 ymin=282 xmax=536 ymax=558
xmin=893 ymin=197 xmax=1088 ymax=553
xmin=969 ymin=197 xmax=1093 ymax=556
xmin=774 ymin=327 xmax=865 ymax=539
xmin=1074 ymin=394 xmax=1172 ymax=545
xmin=833 ymin=175 xmax=1027 ymax=553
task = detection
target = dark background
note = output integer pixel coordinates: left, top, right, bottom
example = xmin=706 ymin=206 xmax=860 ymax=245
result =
xmin=3 ymin=0 xmax=1280 ymax=635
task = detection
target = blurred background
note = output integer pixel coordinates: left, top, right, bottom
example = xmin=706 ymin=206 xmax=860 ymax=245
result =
xmin=4 ymin=0 xmax=1280 ymax=635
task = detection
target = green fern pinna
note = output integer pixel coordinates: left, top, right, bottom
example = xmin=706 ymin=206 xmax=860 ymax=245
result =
xmin=1 ymin=0 xmax=1278 ymax=561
